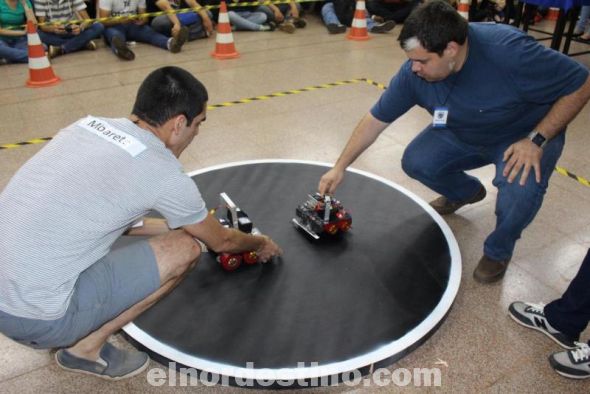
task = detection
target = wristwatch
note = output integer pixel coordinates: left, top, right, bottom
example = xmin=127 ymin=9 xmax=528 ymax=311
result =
xmin=527 ymin=131 xmax=547 ymax=148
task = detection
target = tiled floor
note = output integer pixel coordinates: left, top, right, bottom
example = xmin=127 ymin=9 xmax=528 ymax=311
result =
xmin=1 ymin=13 xmax=590 ymax=393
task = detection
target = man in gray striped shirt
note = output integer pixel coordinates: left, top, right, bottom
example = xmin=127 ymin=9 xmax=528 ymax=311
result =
xmin=35 ymin=0 xmax=104 ymax=58
xmin=0 ymin=66 xmax=282 ymax=380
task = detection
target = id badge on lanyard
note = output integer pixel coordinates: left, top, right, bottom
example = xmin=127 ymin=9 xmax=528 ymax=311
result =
xmin=433 ymin=107 xmax=449 ymax=128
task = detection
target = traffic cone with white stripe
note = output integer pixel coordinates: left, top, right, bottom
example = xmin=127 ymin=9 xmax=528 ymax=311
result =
xmin=25 ymin=20 xmax=60 ymax=88
xmin=347 ymin=0 xmax=370 ymax=41
xmin=211 ymin=1 xmax=239 ymax=59
xmin=457 ymin=0 xmax=470 ymax=20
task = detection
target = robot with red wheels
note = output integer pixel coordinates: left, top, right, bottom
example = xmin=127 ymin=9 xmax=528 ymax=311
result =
xmin=292 ymin=193 xmax=352 ymax=240
xmin=214 ymin=192 xmax=260 ymax=271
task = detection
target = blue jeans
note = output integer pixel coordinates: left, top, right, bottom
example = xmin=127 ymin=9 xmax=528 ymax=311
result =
xmin=256 ymin=3 xmax=301 ymax=22
xmin=401 ymin=126 xmax=565 ymax=261
xmin=545 ymin=248 xmax=590 ymax=342
xmin=576 ymin=5 xmax=590 ymax=33
xmin=151 ymin=10 xmax=213 ymax=40
xmin=228 ymin=10 xmax=267 ymax=31
xmin=320 ymin=3 xmax=375 ymax=29
xmin=0 ymin=36 xmax=28 ymax=63
xmin=38 ymin=23 xmax=104 ymax=54
xmin=104 ymin=24 xmax=169 ymax=51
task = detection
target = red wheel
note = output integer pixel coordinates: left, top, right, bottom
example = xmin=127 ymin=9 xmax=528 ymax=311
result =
xmin=323 ymin=222 xmax=339 ymax=235
xmin=243 ymin=251 xmax=258 ymax=265
xmin=219 ymin=253 xmax=242 ymax=271
xmin=336 ymin=211 xmax=352 ymax=232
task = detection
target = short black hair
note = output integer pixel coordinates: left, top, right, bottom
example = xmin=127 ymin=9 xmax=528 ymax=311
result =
xmin=132 ymin=66 xmax=208 ymax=127
xmin=398 ymin=0 xmax=468 ymax=56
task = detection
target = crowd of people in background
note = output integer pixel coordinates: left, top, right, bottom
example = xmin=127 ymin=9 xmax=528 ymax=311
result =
xmin=0 ymin=0 xmax=420 ymax=63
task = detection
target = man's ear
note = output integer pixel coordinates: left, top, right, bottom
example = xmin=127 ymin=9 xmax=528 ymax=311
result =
xmin=444 ymin=42 xmax=459 ymax=57
xmin=172 ymin=114 xmax=187 ymax=134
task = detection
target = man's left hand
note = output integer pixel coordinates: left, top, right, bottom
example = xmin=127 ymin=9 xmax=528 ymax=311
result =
xmin=502 ymin=138 xmax=543 ymax=185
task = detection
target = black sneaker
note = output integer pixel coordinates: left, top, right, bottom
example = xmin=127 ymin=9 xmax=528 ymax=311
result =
xmin=508 ymin=301 xmax=577 ymax=349
xmin=169 ymin=26 xmax=188 ymax=53
xmin=111 ymin=36 xmax=135 ymax=61
xmin=326 ymin=23 xmax=346 ymax=34
xmin=278 ymin=21 xmax=296 ymax=34
xmin=293 ymin=17 xmax=307 ymax=28
xmin=48 ymin=45 xmax=64 ymax=59
xmin=370 ymin=20 xmax=396 ymax=33
xmin=549 ymin=342 xmax=590 ymax=379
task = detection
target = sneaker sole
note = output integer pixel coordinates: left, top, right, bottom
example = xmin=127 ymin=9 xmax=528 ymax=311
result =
xmin=549 ymin=356 xmax=590 ymax=379
xmin=508 ymin=308 xmax=577 ymax=350
xmin=54 ymin=352 xmax=150 ymax=381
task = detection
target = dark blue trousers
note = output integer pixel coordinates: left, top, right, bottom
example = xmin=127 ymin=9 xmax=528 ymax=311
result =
xmin=545 ymin=248 xmax=590 ymax=342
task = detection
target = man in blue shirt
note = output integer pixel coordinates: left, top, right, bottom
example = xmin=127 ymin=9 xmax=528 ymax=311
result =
xmin=318 ymin=0 xmax=590 ymax=283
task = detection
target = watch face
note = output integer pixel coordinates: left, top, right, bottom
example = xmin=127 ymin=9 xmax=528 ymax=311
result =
xmin=531 ymin=133 xmax=546 ymax=147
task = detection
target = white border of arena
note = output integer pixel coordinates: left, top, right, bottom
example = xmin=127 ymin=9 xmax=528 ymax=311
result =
xmin=123 ymin=159 xmax=462 ymax=381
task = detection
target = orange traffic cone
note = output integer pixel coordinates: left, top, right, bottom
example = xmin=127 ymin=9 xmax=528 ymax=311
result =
xmin=25 ymin=20 xmax=60 ymax=88
xmin=457 ymin=0 xmax=470 ymax=20
xmin=211 ymin=1 xmax=239 ymax=59
xmin=347 ymin=0 xmax=370 ymax=41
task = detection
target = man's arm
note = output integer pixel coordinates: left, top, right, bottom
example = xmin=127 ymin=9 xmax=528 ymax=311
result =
xmin=503 ymin=75 xmax=590 ymax=185
xmin=155 ymin=0 xmax=182 ymax=36
xmin=183 ymin=214 xmax=282 ymax=262
xmin=184 ymin=0 xmax=213 ymax=35
xmin=318 ymin=112 xmax=390 ymax=194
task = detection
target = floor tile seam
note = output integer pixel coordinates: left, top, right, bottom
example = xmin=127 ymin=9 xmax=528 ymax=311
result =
xmin=511 ymin=254 xmax=580 ymax=296
xmin=0 ymin=361 xmax=53 ymax=385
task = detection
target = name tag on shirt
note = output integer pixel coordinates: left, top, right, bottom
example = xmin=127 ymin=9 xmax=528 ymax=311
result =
xmin=77 ymin=116 xmax=147 ymax=157
xmin=433 ymin=107 xmax=449 ymax=128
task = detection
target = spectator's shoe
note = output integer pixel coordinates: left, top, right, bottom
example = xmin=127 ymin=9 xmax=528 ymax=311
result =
xmin=371 ymin=15 xmax=385 ymax=23
xmin=48 ymin=45 xmax=63 ymax=59
xmin=278 ymin=21 xmax=296 ymax=34
xmin=260 ymin=24 xmax=274 ymax=31
xmin=111 ymin=36 xmax=135 ymax=61
xmin=326 ymin=23 xmax=346 ymax=34
xmin=85 ymin=40 xmax=97 ymax=51
xmin=168 ymin=26 xmax=188 ymax=53
xmin=0 ymin=58 xmax=7 ymax=65
xmin=549 ymin=342 xmax=590 ymax=379
xmin=429 ymin=185 xmax=486 ymax=215
xmin=55 ymin=342 xmax=150 ymax=380
xmin=508 ymin=301 xmax=577 ymax=349
xmin=370 ymin=20 xmax=396 ymax=33
xmin=293 ymin=17 xmax=307 ymax=28
xmin=473 ymin=255 xmax=510 ymax=283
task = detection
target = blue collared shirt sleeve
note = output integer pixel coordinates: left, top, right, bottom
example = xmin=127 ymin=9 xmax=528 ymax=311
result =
xmin=370 ymin=61 xmax=418 ymax=124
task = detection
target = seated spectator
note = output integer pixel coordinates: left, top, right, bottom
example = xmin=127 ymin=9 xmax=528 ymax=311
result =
xmin=34 ymin=0 xmax=104 ymax=59
xmin=0 ymin=0 xmax=35 ymax=64
xmin=321 ymin=0 xmax=395 ymax=34
xmin=225 ymin=0 xmax=271 ymax=31
xmin=99 ymin=0 xmax=188 ymax=61
xmin=256 ymin=0 xmax=306 ymax=34
xmin=366 ymin=0 xmax=420 ymax=24
xmin=147 ymin=0 xmax=213 ymax=41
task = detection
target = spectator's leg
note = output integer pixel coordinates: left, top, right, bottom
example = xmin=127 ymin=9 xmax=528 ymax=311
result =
xmin=127 ymin=23 xmax=170 ymax=50
xmin=544 ymin=248 xmax=590 ymax=341
xmin=0 ymin=37 xmax=29 ymax=63
xmin=151 ymin=15 xmax=174 ymax=36
xmin=61 ymin=23 xmax=105 ymax=54
xmin=228 ymin=11 xmax=267 ymax=31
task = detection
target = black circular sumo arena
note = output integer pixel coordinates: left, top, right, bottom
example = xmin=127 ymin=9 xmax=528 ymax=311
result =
xmin=124 ymin=160 xmax=460 ymax=386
